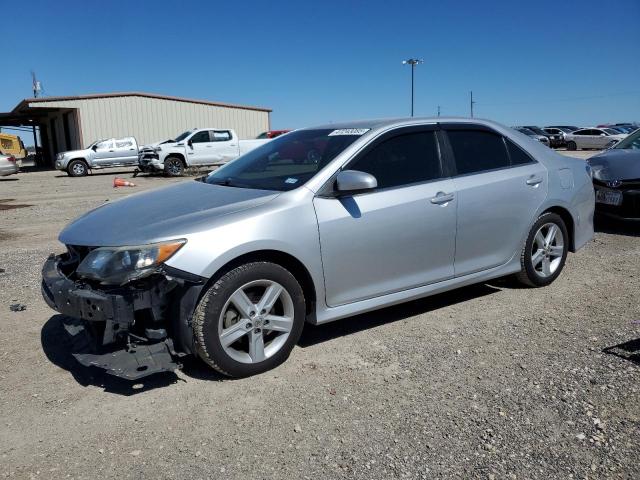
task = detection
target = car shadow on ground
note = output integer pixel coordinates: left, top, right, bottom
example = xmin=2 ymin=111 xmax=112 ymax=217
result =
xmin=602 ymin=338 xmax=640 ymax=366
xmin=595 ymin=216 xmax=640 ymax=237
xmin=298 ymin=283 xmax=501 ymax=348
xmin=41 ymin=284 xmax=502 ymax=392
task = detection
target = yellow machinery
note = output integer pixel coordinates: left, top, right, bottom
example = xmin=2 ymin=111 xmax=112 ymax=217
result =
xmin=0 ymin=133 xmax=27 ymax=158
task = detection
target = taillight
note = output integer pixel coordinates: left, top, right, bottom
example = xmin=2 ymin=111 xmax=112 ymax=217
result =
xmin=7 ymin=156 xmax=16 ymax=163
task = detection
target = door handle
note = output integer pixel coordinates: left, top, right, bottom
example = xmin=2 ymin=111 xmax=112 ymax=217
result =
xmin=430 ymin=192 xmax=455 ymax=205
xmin=526 ymin=176 xmax=543 ymax=186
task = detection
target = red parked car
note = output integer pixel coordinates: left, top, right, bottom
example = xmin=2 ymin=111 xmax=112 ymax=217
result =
xmin=256 ymin=130 xmax=291 ymax=139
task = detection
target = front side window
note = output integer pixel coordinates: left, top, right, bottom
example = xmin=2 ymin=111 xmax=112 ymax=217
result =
xmin=348 ymin=131 xmax=441 ymax=189
xmin=447 ymin=129 xmax=510 ymax=175
xmin=573 ymin=129 xmax=587 ymax=136
xmin=115 ymin=140 xmax=133 ymax=148
xmin=190 ymin=131 xmax=211 ymax=143
xmin=95 ymin=139 xmax=113 ymax=150
xmin=205 ymin=128 xmax=364 ymax=191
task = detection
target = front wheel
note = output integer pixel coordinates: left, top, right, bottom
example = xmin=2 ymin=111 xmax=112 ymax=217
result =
xmin=164 ymin=156 xmax=185 ymax=176
xmin=193 ymin=262 xmax=306 ymax=377
xmin=67 ymin=159 xmax=88 ymax=177
xmin=515 ymin=212 xmax=569 ymax=287
xmin=566 ymin=141 xmax=577 ymax=151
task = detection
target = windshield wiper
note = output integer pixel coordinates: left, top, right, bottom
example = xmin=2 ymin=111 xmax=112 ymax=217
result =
xmin=209 ymin=177 xmax=245 ymax=188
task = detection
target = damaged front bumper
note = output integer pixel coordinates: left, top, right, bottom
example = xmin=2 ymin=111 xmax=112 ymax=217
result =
xmin=41 ymin=253 xmax=205 ymax=380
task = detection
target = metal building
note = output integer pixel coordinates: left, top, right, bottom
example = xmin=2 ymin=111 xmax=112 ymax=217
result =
xmin=0 ymin=92 xmax=271 ymax=165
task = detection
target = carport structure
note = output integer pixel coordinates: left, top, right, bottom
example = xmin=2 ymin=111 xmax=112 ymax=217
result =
xmin=0 ymin=92 xmax=272 ymax=167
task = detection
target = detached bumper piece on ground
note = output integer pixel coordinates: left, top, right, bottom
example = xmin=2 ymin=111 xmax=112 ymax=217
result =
xmin=41 ymin=252 xmax=205 ymax=380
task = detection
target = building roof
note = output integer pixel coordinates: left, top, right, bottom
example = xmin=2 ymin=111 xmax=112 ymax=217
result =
xmin=11 ymin=91 xmax=272 ymax=113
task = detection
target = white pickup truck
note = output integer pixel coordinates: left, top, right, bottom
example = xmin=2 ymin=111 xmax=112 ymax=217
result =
xmin=138 ymin=128 xmax=270 ymax=176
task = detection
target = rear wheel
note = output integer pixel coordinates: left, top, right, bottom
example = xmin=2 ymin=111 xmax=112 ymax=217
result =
xmin=566 ymin=141 xmax=577 ymax=151
xmin=164 ymin=156 xmax=185 ymax=176
xmin=67 ymin=159 xmax=88 ymax=177
xmin=515 ymin=212 xmax=569 ymax=287
xmin=193 ymin=262 xmax=306 ymax=377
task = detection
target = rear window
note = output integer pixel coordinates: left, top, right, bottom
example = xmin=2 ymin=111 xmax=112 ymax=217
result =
xmin=447 ymin=130 xmax=510 ymax=175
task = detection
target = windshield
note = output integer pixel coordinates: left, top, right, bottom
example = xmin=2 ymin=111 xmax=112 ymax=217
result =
xmin=603 ymin=128 xmax=620 ymax=135
xmin=173 ymin=130 xmax=193 ymax=142
xmin=516 ymin=127 xmax=536 ymax=136
xmin=205 ymin=128 xmax=367 ymax=191
xmin=613 ymin=129 xmax=640 ymax=149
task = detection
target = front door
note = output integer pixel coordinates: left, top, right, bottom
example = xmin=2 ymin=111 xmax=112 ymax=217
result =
xmin=313 ymin=127 xmax=457 ymax=307
xmin=92 ymin=139 xmax=119 ymax=166
xmin=441 ymin=125 xmax=547 ymax=276
xmin=187 ymin=130 xmax=215 ymax=165
xmin=112 ymin=138 xmax=138 ymax=165
xmin=210 ymin=130 xmax=238 ymax=164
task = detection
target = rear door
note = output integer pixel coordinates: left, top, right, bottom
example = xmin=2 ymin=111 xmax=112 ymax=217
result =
xmin=314 ymin=126 xmax=457 ymax=307
xmin=441 ymin=125 xmax=547 ymax=276
xmin=210 ymin=130 xmax=238 ymax=164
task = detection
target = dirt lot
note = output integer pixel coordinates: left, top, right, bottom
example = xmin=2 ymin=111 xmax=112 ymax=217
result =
xmin=1 ymin=160 xmax=639 ymax=479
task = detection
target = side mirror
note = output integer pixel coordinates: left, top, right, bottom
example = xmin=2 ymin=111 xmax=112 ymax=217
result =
xmin=91 ymin=145 xmax=98 ymax=151
xmin=335 ymin=170 xmax=377 ymax=194
xmin=600 ymin=133 xmax=606 ymax=137
xmin=187 ymin=139 xmax=193 ymax=148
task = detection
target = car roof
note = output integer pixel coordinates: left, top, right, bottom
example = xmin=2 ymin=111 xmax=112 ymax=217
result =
xmin=306 ymin=116 xmax=516 ymax=132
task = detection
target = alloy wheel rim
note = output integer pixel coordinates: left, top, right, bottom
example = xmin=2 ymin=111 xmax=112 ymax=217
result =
xmin=73 ymin=163 xmax=85 ymax=175
xmin=531 ymin=222 xmax=564 ymax=278
xmin=218 ymin=280 xmax=294 ymax=364
xmin=167 ymin=160 xmax=181 ymax=174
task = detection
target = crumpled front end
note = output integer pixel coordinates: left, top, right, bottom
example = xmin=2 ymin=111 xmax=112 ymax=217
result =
xmin=138 ymin=148 xmax=164 ymax=172
xmin=41 ymin=246 xmax=205 ymax=380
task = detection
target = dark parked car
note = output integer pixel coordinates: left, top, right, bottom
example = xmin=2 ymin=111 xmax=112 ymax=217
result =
xmin=587 ymin=128 xmax=640 ymax=220
xmin=513 ymin=127 xmax=549 ymax=146
xmin=520 ymin=126 xmax=563 ymax=148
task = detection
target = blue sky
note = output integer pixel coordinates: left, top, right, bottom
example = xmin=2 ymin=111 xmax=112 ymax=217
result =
xmin=3 ymin=0 xmax=639 ymax=131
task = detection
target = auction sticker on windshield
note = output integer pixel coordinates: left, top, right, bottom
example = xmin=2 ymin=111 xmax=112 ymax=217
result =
xmin=328 ymin=128 xmax=371 ymax=136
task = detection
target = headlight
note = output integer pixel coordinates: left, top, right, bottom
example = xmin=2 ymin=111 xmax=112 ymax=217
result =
xmin=76 ymin=240 xmax=186 ymax=285
xmin=153 ymin=146 xmax=162 ymax=152
xmin=57 ymin=153 xmax=64 ymax=160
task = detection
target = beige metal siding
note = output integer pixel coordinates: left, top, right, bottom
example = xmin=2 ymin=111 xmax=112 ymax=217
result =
xmin=29 ymin=95 xmax=270 ymax=148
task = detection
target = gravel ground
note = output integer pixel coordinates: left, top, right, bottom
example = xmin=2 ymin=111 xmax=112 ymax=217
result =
xmin=0 ymin=160 xmax=638 ymax=480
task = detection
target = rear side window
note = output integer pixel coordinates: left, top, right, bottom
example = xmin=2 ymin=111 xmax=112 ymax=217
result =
xmin=505 ymin=138 xmax=534 ymax=166
xmin=446 ymin=130 xmax=510 ymax=175
xmin=212 ymin=130 xmax=232 ymax=142
xmin=349 ymin=131 xmax=441 ymax=189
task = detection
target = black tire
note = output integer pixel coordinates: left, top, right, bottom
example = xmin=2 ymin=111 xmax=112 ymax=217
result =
xmin=193 ymin=262 xmax=306 ymax=378
xmin=164 ymin=156 xmax=185 ymax=176
xmin=67 ymin=159 xmax=89 ymax=177
xmin=566 ymin=141 xmax=577 ymax=151
xmin=515 ymin=212 xmax=569 ymax=287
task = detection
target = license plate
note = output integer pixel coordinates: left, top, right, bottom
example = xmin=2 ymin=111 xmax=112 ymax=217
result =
xmin=596 ymin=189 xmax=623 ymax=206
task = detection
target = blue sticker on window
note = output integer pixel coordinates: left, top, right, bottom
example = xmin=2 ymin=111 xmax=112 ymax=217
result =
xmin=285 ymin=178 xmax=299 ymax=184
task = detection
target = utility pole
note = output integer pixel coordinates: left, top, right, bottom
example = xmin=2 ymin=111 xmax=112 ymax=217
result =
xmin=470 ymin=90 xmax=475 ymax=118
xmin=402 ymin=58 xmax=423 ymax=117
xmin=437 ymin=105 xmax=441 ymax=117
xmin=31 ymin=71 xmax=41 ymax=98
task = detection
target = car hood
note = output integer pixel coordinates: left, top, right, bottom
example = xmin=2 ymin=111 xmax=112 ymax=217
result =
xmin=588 ymin=149 xmax=640 ymax=181
xmin=59 ymin=180 xmax=280 ymax=246
xmin=60 ymin=148 xmax=90 ymax=157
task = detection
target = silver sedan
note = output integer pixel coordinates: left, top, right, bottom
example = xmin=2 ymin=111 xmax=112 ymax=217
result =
xmin=42 ymin=118 xmax=595 ymax=378
xmin=0 ymin=154 xmax=19 ymax=176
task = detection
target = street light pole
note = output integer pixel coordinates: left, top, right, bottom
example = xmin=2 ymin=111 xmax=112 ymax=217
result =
xmin=402 ymin=58 xmax=423 ymax=117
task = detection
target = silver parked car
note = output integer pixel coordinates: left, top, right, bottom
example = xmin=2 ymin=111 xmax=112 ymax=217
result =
xmin=55 ymin=137 xmax=139 ymax=177
xmin=0 ymin=154 xmax=19 ymax=176
xmin=565 ymin=128 xmax=627 ymax=151
xmin=41 ymin=118 xmax=595 ymax=378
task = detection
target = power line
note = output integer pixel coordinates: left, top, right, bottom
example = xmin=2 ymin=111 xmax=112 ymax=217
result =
xmin=477 ymin=91 xmax=640 ymax=107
